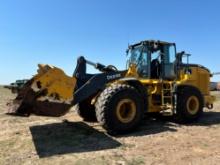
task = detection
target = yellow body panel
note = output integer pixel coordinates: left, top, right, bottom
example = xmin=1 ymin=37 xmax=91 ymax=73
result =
xmin=123 ymin=64 xmax=215 ymax=113
xmin=178 ymin=67 xmax=210 ymax=95
xmin=177 ymin=67 xmax=214 ymax=107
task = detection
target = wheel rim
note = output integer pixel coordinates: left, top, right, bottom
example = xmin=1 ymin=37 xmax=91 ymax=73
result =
xmin=116 ymin=99 xmax=136 ymax=123
xmin=186 ymin=96 xmax=199 ymax=115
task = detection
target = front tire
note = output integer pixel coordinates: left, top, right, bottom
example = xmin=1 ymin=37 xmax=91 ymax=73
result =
xmin=95 ymin=84 xmax=144 ymax=135
xmin=75 ymin=99 xmax=97 ymax=122
xmin=174 ymin=86 xmax=203 ymax=123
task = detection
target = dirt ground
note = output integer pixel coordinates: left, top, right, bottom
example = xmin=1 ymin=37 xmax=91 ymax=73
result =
xmin=0 ymin=86 xmax=220 ymax=165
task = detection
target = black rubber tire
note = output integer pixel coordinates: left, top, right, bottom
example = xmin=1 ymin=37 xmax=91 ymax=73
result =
xmin=95 ymin=84 xmax=144 ymax=135
xmin=75 ymin=99 xmax=97 ymax=122
xmin=174 ymin=86 xmax=204 ymax=123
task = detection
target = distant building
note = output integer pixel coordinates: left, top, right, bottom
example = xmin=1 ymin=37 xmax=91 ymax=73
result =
xmin=210 ymin=82 xmax=218 ymax=91
xmin=217 ymin=82 xmax=220 ymax=91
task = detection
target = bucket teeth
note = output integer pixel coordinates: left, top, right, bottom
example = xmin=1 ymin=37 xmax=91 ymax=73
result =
xmin=6 ymin=100 xmax=29 ymax=116
xmin=6 ymin=83 xmax=72 ymax=117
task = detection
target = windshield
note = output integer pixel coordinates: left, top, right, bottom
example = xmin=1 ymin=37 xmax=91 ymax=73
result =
xmin=126 ymin=45 xmax=149 ymax=77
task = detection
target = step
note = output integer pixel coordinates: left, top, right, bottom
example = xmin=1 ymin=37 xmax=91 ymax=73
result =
xmin=160 ymin=109 xmax=173 ymax=116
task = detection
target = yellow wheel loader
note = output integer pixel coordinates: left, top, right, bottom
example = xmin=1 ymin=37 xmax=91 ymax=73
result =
xmin=7 ymin=40 xmax=215 ymax=134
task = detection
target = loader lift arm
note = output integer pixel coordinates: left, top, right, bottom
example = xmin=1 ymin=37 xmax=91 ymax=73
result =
xmin=72 ymin=56 xmax=127 ymax=105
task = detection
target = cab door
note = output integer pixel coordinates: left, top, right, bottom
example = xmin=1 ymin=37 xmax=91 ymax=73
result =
xmin=162 ymin=44 xmax=177 ymax=80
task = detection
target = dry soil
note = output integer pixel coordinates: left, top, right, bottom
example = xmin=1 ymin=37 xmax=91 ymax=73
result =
xmin=0 ymin=86 xmax=220 ymax=165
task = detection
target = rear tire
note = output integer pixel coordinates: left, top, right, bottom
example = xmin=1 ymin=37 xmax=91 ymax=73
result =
xmin=76 ymin=99 xmax=97 ymax=122
xmin=174 ymin=86 xmax=203 ymax=123
xmin=95 ymin=84 xmax=144 ymax=135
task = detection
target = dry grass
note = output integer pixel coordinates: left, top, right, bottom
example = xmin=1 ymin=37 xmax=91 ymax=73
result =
xmin=1 ymin=86 xmax=220 ymax=165
xmin=212 ymin=91 xmax=220 ymax=101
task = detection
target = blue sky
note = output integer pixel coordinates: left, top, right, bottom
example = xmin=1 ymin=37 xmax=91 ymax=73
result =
xmin=0 ymin=0 xmax=220 ymax=84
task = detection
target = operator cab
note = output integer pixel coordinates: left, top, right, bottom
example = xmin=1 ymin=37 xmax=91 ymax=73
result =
xmin=126 ymin=40 xmax=177 ymax=80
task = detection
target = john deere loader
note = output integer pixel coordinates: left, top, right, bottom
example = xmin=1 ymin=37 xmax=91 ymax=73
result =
xmin=7 ymin=40 xmax=215 ymax=134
